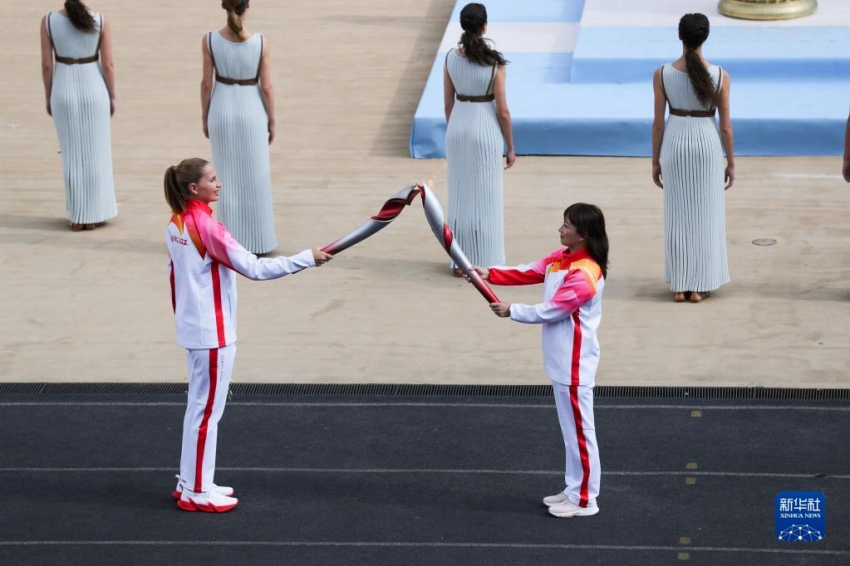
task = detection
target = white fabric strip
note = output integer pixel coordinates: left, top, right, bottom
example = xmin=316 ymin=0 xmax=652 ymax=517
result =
xmin=1 ymin=402 xmax=849 ymax=411
xmin=1 ymin=467 xmax=848 ymax=479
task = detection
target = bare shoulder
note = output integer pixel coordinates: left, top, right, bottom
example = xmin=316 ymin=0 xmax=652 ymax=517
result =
xmin=653 ymin=66 xmax=665 ymax=85
xmin=670 ymin=59 xmax=687 ymax=72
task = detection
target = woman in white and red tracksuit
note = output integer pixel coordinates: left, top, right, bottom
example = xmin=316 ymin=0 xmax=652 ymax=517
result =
xmin=473 ymin=203 xmax=608 ymax=518
xmin=163 ymin=157 xmax=332 ymax=513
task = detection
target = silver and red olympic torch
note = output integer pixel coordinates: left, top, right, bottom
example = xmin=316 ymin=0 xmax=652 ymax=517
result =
xmin=321 ymin=183 xmax=499 ymax=303
xmin=320 ymin=184 xmax=420 ymax=255
xmin=414 ymin=184 xmax=499 ymax=303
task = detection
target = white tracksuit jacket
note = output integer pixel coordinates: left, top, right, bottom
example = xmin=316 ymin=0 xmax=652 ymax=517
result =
xmin=489 ymin=247 xmax=604 ymax=386
xmin=166 ymin=199 xmax=315 ymax=349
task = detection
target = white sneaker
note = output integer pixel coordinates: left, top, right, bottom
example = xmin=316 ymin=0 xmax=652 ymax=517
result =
xmin=548 ymin=500 xmax=599 ymax=518
xmin=177 ymin=488 xmax=239 ymax=513
xmin=543 ymin=492 xmax=570 ymax=507
xmin=173 ymin=475 xmax=234 ymax=500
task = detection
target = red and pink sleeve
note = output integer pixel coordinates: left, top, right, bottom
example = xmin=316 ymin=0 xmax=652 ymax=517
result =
xmin=195 ymin=212 xmax=314 ymax=280
xmin=488 ymin=256 xmax=550 ymax=286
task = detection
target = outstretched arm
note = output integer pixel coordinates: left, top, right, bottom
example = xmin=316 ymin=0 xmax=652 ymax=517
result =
xmin=195 ymin=214 xmax=329 ymax=280
xmin=508 ymin=269 xmax=597 ymax=324
xmin=483 ymin=258 xmax=548 ymax=286
xmin=476 ymin=255 xmax=553 ymax=318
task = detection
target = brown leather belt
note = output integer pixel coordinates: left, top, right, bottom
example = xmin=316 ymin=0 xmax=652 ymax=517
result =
xmin=669 ymin=108 xmax=715 ymax=117
xmin=456 ymin=94 xmax=495 ymax=102
xmin=216 ymin=75 xmax=259 ymax=86
xmin=55 ymin=54 xmax=98 ymax=65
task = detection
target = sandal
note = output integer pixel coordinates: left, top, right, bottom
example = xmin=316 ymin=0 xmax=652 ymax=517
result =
xmin=69 ymin=222 xmax=84 ymax=232
xmin=452 ymin=268 xmax=464 ymax=277
xmin=689 ymin=291 xmax=710 ymax=303
xmin=673 ymin=292 xmax=686 ymax=303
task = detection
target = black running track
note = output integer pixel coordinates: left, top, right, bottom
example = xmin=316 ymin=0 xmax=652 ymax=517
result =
xmin=1 ymin=384 xmax=848 ymax=566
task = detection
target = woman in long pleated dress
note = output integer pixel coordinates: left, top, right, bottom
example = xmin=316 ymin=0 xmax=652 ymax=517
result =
xmin=444 ymin=3 xmax=515 ymax=275
xmin=651 ymin=13 xmax=735 ymax=303
xmin=201 ymin=0 xmax=277 ymax=255
xmin=40 ymin=0 xmax=117 ymax=232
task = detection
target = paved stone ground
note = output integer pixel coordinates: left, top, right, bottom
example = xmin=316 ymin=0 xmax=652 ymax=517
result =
xmin=1 ymin=0 xmax=848 ymax=386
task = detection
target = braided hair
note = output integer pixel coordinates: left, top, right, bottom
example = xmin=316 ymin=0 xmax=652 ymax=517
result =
xmin=458 ymin=3 xmax=507 ymax=67
xmin=222 ymin=0 xmax=250 ymax=37
xmin=64 ymin=0 xmax=96 ymax=32
xmin=679 ymin=13 xmax=718 ymax=108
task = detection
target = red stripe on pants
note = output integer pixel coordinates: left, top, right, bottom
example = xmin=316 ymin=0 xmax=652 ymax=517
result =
xmin=194 ymin=348 xmax=218 ymax=493
xmin=569 ymin=385 xmax=592 ymax=507
xmin=570 ymin=311 xmax=582 ymax=386
xmin=169 ymin=262 xmax=176 ymax=313
xmin=569 ymin=312 xmax=591 ymax=507
xmin=211 ymin=262 xmax=226 ymax=347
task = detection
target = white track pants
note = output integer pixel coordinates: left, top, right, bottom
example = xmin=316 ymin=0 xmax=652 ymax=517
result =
xmin=552 ymin=382 xmax=600 ymax=508
xmin=179 ymin=344 xmax=235 ymax=493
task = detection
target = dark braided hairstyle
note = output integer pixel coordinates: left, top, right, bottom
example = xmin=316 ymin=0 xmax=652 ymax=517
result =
xmin=64 ymin=0 xmax=96 ymax=32
xmin=459 ymin=3 xmax=507 ymax=67
xmin=679 ymin=13 xmax=718 ymax=108
xmin=222 ymin=0 xmax=250 ymax=36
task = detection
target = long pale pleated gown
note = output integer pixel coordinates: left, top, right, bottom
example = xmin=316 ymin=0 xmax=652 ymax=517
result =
xmin=47 ymin=12 xmax=117 ymax=225
xmin=445 ymin=48 xmax=506 ymax=268
xmin=207 ymin=31 xmax=277 ymax=254
xmin=660 ymin=65 xmax=730 ymax=293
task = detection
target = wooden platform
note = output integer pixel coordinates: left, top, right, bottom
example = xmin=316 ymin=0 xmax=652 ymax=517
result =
xmin=0 ymin=0 xmax=848 ymax=387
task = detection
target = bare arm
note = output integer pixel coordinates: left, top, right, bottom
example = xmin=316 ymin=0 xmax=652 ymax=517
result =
xmin=843 ymin=111 xmax=850 ymax=183
xmin=717 ymin=70 xmax=735 ymax=189
xmin=200 ymin=35 xmax=214 ymax=139
xmin=40 ymin=16 xmax=53 ymax=116
xmin=258 ymin=36 xmax=275 ymax=144
xmin=99 ymin=17 xmax=116 ymax=116
xmin=443 ymin=57 xmax=455 ymax=123
xmin=493 ymin=65 xmax=515 ymax=169
xmin=651 ymin=68 xmax=666 ymax=188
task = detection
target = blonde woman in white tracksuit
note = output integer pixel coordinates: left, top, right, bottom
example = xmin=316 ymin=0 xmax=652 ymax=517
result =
xmin=473 ymin=203 xmax=608 ymax=518
xmin=163 ymin=157 xmax=332 ymax=513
